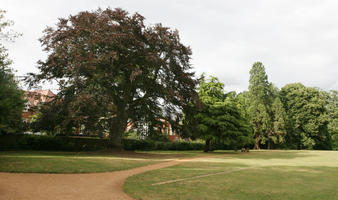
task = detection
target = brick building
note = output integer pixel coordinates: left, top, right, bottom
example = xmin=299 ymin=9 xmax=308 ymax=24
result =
xmin=22 ymin=90 xmax=55 ymax=123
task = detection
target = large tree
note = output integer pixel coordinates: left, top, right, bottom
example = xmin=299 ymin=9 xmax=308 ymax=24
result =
xmin=28 ymin=8 xmax=197 ymax=147
xmin=0 ymin=10 xmax=25 ymax=134
xmin=247 ymin=62 xmax=286 ymax=149
xmin=195 ymin=75 xmax=252 ymax=152
xmin=248 ymin=62 xmax=273 ymax=149
xmin=280 ymin=83 xmax=330 ymax=149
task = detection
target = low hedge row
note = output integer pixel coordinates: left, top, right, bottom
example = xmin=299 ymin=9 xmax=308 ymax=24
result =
xmin=0 ymin=134 xmax=108 ymax=151
xmin=0 ymin=134 xmax=205 ymax=151
xmin=122 ymin=139 xmax=205 ymax=151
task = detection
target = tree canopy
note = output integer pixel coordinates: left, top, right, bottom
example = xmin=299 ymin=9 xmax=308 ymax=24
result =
xmin=194 ymin=75 xmax=252 ymax=152
xmin=1 ymin=7 xmax=334 ymax=151
xmin=247 ymin=62 xmax=272 ymax=149
xmin=28 ymin=8 xmax=197 ymax=147
xmin=0 ymin=10 xmax=25 ymax=134
xmin=246 ymin=62 xmax=287 ymax=149
xmin=280 ymin=83 xmax=330 ymax=149
xmin=326 ymin=90 xmax=338 ymax=149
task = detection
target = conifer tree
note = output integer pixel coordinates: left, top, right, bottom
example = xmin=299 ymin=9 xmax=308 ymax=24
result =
xmin=195 ymin=75 xmax=252 ymax=152
xmin=248 ymin=62 xmax=272 ymax=149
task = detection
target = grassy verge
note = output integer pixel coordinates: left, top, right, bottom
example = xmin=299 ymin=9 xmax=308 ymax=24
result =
xmin=124 ymin=150 xmax=338 ymax=200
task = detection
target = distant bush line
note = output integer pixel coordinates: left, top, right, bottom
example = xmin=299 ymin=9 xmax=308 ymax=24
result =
xmin=0 ymin=135 xmax=205 ymax=151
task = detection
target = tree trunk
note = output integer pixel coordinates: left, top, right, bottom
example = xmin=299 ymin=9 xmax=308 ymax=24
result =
xmin=254 ymin=135 xmax=260 ymax=150
xmin=204 ymin=138 xmax=211 ymax=152
xmin=108 ymin=112 xmax=128 ymax=149
xmin=298 ymin=131 xmax=302 ymax=150
xmin=268 ymin=138 xmax=271 ymax=150
xmin=109 ymin=129 xmax=123 ymax=149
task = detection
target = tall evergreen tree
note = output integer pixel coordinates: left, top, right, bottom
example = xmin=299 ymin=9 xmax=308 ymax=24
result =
xmin=248 ymin=62 xmax=272 ymax=149
xmin=247 ymin=62 xmax=287 ymax=149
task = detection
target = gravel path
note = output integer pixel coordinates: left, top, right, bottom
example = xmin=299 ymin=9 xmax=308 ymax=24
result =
xmin=0 ymin=158 xmax=200 ymax=200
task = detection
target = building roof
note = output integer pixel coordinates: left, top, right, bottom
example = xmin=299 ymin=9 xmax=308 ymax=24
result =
xmin=24 ymin=90 xmax=55 ymax=108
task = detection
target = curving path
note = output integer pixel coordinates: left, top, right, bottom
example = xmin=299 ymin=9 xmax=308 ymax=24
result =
xmin=0 ymin=157 xmax=204 ymax=200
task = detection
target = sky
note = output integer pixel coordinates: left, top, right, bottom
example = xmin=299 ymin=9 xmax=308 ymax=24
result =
xmin=2 ymin=0 xmax=338 ymax=92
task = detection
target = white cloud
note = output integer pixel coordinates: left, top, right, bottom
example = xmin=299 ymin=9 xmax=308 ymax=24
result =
xmin=2 ymin=0 xmax=337 ymax=92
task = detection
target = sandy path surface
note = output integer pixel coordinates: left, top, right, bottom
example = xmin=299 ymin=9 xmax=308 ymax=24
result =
xmin=0 ymin=157 xmax=200 ymax=200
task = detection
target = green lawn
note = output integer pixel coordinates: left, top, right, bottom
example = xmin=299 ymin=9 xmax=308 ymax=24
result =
xmin=0 ymin=150 xmax=216 ymax=173
xmin=124 ymin=150 xmax=338 ymax=200
xmin=0 ymin=150 xmax=201 ymax=173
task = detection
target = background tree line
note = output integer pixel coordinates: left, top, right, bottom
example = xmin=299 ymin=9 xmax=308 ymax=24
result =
xmin=234 ymin=62 xmax=337 ymax=150
xmin=181 ymin=62 xmax=337 ymax=151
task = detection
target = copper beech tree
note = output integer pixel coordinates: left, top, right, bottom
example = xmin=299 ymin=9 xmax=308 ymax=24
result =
xmin=28 ymin=8 xmax=197 ymax=147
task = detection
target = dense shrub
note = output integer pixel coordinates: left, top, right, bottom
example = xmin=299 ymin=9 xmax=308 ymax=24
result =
xmin=0 ymin=135 xmax=205 ymax=151
xmin=145 ymin=133 xmax=170 ymax=142
xmin=122 ymin=139 xmax=154 ymax=150
xmin=122 ymin=139 xmax=205 ymax=151
xmin=0 ymin=134 xmax=108 ymax=151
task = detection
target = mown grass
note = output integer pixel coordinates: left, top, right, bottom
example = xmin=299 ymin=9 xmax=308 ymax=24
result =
xmin=0 ymin=150 xmax=196 ymax=173
xmin=0 ymin=150 xmax=219 ymax=173
xmin=124 ymin=150 xmax=338 ymax=200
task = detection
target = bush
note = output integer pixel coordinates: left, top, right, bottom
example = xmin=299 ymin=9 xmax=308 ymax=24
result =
xmin=146 ymin=133 xmax=170 ymax=142
xmin=122 ymin=139 xmax=152 ymax=150
xmin=122 ymin=139 xmax=205 ymax=151
xmin=0 ymin=135 xmax=205 ymax=151
xmin=0 ymin=134 xmax=108 ymax=151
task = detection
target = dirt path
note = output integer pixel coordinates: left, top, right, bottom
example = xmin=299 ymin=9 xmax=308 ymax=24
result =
xmin=0 ymin=157 xmax=201 ymax=200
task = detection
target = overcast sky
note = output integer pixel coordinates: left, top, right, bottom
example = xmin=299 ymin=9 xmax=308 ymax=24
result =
xmin=2 ymin=0 xmax=338 ymax=92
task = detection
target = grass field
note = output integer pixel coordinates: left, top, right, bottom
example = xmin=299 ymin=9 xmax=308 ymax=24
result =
xmin=124 ymin=150 xmax=338 ymax=200
xmin=0 ymin=150 xmax=204 ymax=173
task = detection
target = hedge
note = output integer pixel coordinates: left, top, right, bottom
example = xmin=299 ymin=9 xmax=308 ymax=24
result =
xmin=122 ymin=139 xmax=205 ymax=151
xmin=0 ymin=134 xmax=108 ymax=151
xmin=0 ymin=134 xmax=205 ymax=151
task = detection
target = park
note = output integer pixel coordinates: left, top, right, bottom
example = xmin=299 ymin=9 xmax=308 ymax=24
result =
xmin=1 ymin=150 xmax=338 ymax=199
xmin=1 ymin=2 xmax=338 ymax=200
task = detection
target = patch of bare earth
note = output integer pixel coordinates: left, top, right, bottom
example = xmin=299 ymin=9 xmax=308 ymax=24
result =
xmin=0 ymin=157 xmax=206 ymax=200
